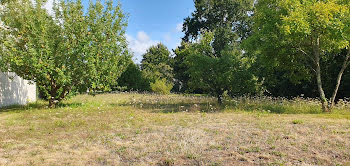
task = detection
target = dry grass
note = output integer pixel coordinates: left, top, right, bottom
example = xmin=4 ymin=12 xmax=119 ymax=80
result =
xmin=0 ymin=93 xmax=350 ymax=165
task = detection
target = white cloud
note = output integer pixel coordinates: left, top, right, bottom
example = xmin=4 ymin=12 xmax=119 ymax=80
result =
xmin=126 ymin=31 xmax=159 ymax=64
xmin=176 ymin=23 xmax=183 ymax=32
xmin=163 ymin=32 xmax=181 ymax=51
xmin=163 ymin=33 xmax=172 ymax=43
xmin=137 ymin=31 xmax=150 ymax=42
xmin=127 ymin=23 xmax=187 ymax=63
xmin=43 ymin=0 xmax=54 ymax=15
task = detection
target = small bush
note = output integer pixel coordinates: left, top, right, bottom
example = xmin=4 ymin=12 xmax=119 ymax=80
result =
xmin=150 ymin=79 xmax=173 ymax=94
xmin=292 ymin=120 xmax=304 ymax=124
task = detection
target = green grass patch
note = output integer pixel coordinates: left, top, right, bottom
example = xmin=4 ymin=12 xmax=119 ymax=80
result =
xmin=0 ymin=93 xmax=349 ymax=165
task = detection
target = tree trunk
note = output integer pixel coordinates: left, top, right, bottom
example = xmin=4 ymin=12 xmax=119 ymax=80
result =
xmin=48 ymin=86 xmax=71 ymax=108
xmin=48 ymin=98 xmax=58 ymax=108
xmin=217 ymin=94 xmax=223 ymax=104
xmin=313 ymin=37 xmax=329 ymax=112
xmin=329 ymin=49 xmax=350 ymax=109
xmin=49 ymin=88 xmax=57 ymax=108
xmin=315 ymin=59 xmax=329 ymax=112
xmin=48 ymin=83 xmax=60 ymax=108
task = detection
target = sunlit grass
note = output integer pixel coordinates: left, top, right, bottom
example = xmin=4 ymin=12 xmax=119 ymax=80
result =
xmin=0 ymin=93 xmax=349 ymax=165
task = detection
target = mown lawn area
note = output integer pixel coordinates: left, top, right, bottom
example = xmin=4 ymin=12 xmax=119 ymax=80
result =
xmin=0 ymin=93 xmax=350 ymax=165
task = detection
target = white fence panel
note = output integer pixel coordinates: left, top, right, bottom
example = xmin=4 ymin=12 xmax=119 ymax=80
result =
xmin=0 ymin=72 xmax=36 ymax=108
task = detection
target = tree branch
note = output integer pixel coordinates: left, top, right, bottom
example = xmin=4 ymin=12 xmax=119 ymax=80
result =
xmin=329 ymin=48 xmax=350 ymax=108
xmin=296 ymin=47 xmax=317 ymax=65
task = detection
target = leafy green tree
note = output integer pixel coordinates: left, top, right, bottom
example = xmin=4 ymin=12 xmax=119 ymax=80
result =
xmin=251 ymin=49 xmax=350 ymax=100
xmin=141 ymin=43 xmax=173 ymax=84
xmin=183 ymin=0 xmax=254 ymax=52
xmin=117 ymin=59 xmax=149 ymax=91
xmin=173 ymin=42 xmax=193 ymax=92
xmin=247 ymin=0 xmax=350 ymax=112
xmin=175 ymin=0 xmax=254 ymax=93
xmin=0 ymin=0 xmax=130 ymax=107
xmin=185 ymin=31 xmax=260 ymax=103
xmin=245 ymin=41 xmax=314 ymax=98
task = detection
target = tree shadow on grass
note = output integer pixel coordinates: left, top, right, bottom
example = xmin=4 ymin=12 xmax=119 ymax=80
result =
xmin=233 ymin=103 xmax=322 ymax=114
xmin=260 ymin=105 xmax=289 ymax=114
xmin=112 ymin=102 xmax=224 ymax=113
xmin=111 ymin=100 xmax=300 ymax=114
xmin=0 ymin=102 xmax=47 ymax=113
xmin=56 ymin=102 xmax=83 ymax=108
xmin=0 ymin=101 xmax=83 ymax=114
xmin=235 ymin=104 xmax=288 ymax=114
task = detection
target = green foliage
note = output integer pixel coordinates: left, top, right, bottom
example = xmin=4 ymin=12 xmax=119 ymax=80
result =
xmin=117 ymin=59 xmax=150 ymax=91
xmin=183 ymin=0 xmax=254 ymax=43
xmin=141 ymin=43 xmax=173 ymax=83
xmin=321 ymin=50 xmax=350 ymax=98
xmin=150 ymin=78 xmax=173 ymax=95
xmin=177 ymin=0 xmax=255 ymax=95
xmin=0 ymin=0 xmax=130 ymax=107
xmin=140 ymin=43 xmax=173 ymax=92
xmin=184 ymin=31 xmax=261 ymax=103
xmin=243 ymin=0 xmax=312 ymax=85
xmin=173 ymin=42 xmax=194 ymax=93
xmin=279 ymin=0 xmax=350 ymax=50
xmin=246 ymin=0 xmax=350 ymax=111
xmin=292 ymin=120 xmax=304 ymax=125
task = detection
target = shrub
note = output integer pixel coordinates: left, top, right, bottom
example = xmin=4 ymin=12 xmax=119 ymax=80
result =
xmin=292 ymin=120 xmax=304 ymax=124
xmin=150 ymin=79 xmax=173 ymax=94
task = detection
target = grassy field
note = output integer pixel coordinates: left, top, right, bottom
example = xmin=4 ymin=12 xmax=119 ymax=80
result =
xmin=0 ymin=93 xmax=350 ymax=166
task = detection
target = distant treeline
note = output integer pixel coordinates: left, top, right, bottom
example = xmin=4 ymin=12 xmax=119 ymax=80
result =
xmin=118 ymin=0 xmax=350 ymax=112
xmin=1 ymin=0 xmax=349 ymax=112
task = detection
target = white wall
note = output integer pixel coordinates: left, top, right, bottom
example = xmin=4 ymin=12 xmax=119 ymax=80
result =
xmin=0 ymin=72 xmax=36 ymax=108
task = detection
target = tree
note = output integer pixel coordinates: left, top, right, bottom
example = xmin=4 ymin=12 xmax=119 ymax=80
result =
xmin=185 ymin=31 xmax=260 ymax=103
xmin=175 ymin=0 xmax=254 ymax=95
xmin=182 ymin=0 xmax=254 ymax=52
xmin=117 ymin=59 xmax=149 ymax=91
xmin=247 ymin=0 xmax=350 ymax=112
xmin=173 ymin=42 xmax=192 ymax=92
xmin=141 ymin=43 xmax=173 ymax=85
xmin=0 ymin=0 xmax=130 ymax=107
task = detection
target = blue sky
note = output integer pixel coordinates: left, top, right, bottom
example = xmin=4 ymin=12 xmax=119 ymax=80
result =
xmin=44 ymin=0 xmax=194 ymax=63
xmin=116 ymin=0 xmax=194 ymax=63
